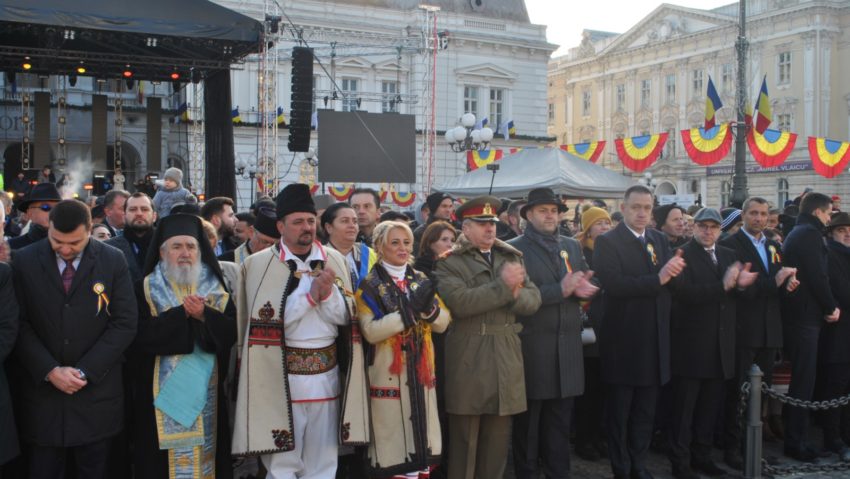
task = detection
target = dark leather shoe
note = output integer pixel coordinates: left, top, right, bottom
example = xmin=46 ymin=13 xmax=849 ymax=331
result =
xmin=784 ymin=446 xmax=817 ymax=462
xmin=670 ymin=464 xmax=698 ymax=479
xmin=691 ymin=458 xmax=726 ymax=477
xmin=724 ymin=449 xmax=744 ymax=471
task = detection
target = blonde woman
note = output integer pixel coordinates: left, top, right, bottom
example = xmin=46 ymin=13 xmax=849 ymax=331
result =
xmin=355 ymin=221 xmax=451 ymax=477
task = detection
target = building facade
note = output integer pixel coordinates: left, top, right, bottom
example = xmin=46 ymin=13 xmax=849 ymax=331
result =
xmin=548 ymin=0 xmax=850 ymax=209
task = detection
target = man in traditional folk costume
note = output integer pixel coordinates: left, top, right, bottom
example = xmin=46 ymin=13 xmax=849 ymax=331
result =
xmin=232 ymin=183 xmax=368 ymax=479
xmin=128 ymin=213 xmax=237 ymax=478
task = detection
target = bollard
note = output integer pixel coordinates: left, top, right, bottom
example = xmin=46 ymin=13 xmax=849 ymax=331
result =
xmin=744 ymin=364 xmax=764 ymax=479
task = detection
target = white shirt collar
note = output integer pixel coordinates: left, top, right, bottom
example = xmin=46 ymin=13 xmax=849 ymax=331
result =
xmin=625 ymin=224 xmax=646 ymax=239
xmin=742 ymin=227 xmax=765 ymax=244
xmin=278 ymin=240 xmax=327 ymax=269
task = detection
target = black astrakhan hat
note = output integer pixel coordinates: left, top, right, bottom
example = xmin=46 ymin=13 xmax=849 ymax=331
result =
xmin=275 ymin=183 xmax=316 ymax=220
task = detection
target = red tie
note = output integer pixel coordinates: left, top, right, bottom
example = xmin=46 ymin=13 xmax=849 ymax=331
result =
xmin=62 ymin=259 xmax=76 ymax=294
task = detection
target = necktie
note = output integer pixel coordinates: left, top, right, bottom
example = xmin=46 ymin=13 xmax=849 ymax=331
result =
xmin=481 ymin=251 xmax=492 ymax=264
xmin=707 ymin=248 xmax=718 ymax=265
xmin=62 ymin=259 xmax=76 ymax=294
xmin=638 ymin=235 xmax=646 ymax=246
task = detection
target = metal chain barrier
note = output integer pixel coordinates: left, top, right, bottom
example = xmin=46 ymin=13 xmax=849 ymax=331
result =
xmin=739 ymin=376 xmax=850 ymax=477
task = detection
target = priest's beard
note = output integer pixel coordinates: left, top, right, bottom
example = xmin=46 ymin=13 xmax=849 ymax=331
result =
xmin=164 ymin=260 xmax=202 ymax=287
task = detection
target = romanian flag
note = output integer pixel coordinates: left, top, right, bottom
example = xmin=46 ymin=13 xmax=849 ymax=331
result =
xmin=499 ymin=120 xmax=515 ymax=140
xmin=231 ymin=107 xmax=242 ymax=124
xmin=560 ymin=141 xmax=606 ymax=163
xmin=328 ymin=184 xmax=355 ymax=201
xmin=614 ymin=132 xmax=668 ymax=172
xmin=276 ymin=107 xmax=287 ymax=126
xmin=754 ymin=76 xmax=772 ymax=134
xmin=680 ymin=124 xmax=733 ymax=166
xmin=466 ymin=149 xmax=503 ymax=171
xmin=175 ymin=102 xmax=189 ymax=123
xmin=808 ymin=137 xmax=850 ymax=178
xmin=747 ymin=128 xmax=797 ymax=168
xmin=473 ymin=117 xmax=488 ymax=130
xmin=391 ymin=190 xmax=416 ymax=207
xmin=705 ymin=76 xmax=723 ymax=130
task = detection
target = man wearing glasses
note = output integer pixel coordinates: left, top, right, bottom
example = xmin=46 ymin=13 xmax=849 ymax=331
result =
xmin=8 ymin=183 xmax=62 ymax=250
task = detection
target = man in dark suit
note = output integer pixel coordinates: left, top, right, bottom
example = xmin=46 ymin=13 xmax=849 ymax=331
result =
xmin=509 ymin=188 xmax=599 ymax=478
xmin=106 ymin=192 xmax=157 ymax=282
xmin=668 ymin=208 xmax=757 ymax=479
xmin=781 ymin=192 xmax=839 ymax=461
xmin=13 ymin=199 xmax=137 ymax=479
xmin=593 ymin=185 xmax=686 ymax=479
xmin=719 ymin=197 xmax=798 ymax=469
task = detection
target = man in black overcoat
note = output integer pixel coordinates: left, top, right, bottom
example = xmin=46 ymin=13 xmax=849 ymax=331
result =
xmin=780 ymin=192 xmax=838 ymax=461
xmin=12 ymin=199 xmax=137 ymax=479
xmin=719 ymin=197 xmax=798 ymax=469
xmin=668 ymin=208 xmax=758 ymax=479
xmin=509 ymin=188 xmax=599 ymax=478
xmin=593 ymin=185 xmax=686 ymax=479
xmin=0 ymin=262 xmax=20 ymax=468
xmin=105 ymin=192 xmax=157 ymax=282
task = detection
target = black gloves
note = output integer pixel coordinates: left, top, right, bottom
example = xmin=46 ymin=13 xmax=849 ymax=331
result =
xmin=409 ymin=279 xmax=437 ymax=316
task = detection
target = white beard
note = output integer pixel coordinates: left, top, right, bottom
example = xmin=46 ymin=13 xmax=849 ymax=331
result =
xmin=164 ymin=260 xmax=202 ymax=287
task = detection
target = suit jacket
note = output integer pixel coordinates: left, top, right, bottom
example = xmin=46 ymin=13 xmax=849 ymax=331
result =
xmin=781 ymin=213 xmax=836 ymax=326
xmin=720 ymin=229 xmax=785 ymax=349
xmin=0 ymin=263 xmax=20 ymax=464
xmin=593 ymin=222 xmax=673 ymax=387
xmin=13 ymin=239 xmax=137 ymax=447
xmin=823 ymin=240 xmax=850 ymax=364
xmin=509 ymin=233 xmax=587 ymax=400
xmin=105 ymin=234 xmax=146 ymax=282
xmin=670 ymin=240 xmax=737 ymax=379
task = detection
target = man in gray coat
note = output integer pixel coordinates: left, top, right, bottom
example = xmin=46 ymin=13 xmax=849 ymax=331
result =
xmin=509 ymin=188 xmax=599 ymax=478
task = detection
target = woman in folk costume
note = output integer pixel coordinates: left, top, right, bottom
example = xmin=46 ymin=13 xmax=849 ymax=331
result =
xmin=127 ymin=213 xmax=237 ymax=478
xmin=355 ymin=221 xmax=451 ymax=476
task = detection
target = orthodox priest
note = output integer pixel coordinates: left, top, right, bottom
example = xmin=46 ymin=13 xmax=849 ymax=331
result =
xmin=232 ymin=183 xmax=368 ymax=479
xmin=128 ymin=213 xmax=237 ymax=478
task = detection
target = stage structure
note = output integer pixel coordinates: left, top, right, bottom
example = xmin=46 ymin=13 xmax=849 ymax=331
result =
xmin=0 ymin=0 xmax=261 ymax=199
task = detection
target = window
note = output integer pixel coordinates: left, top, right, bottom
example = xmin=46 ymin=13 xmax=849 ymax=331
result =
xmin=381 ymin=81 xmax=399 ymax=113
xmin=463 ymin=86 xmax=478 ymax=116
xmin=341 ymin=78 xmax=358 ymax=111
xmin=616 ymin=84 xmax=625 ymax=111
xmin=640 ymin=79 xmax=651 ymax=108
xmin=721 ymin=181 xmax=731 ymax=208
xmin=777 ymin=113 xmax=792 ymax=131
xmin=665 ymin=74 xmax=676 ymax=104
xmin=721 ymin=63 xmax=734 ymax=92
xmin=692 ymin=69 xmax=703 ymax=96
xmin=548 ymin=103 xmax=554 ymax=122
xmin=778 ymin=51 xmax=792 ymax=85
xmin=489 ymin=88 xmax=504 ymax=127
xmin=777 ymin=178 xmax=789 ymax=206
xmin=582 ymin=90 xmax=591 ymax=116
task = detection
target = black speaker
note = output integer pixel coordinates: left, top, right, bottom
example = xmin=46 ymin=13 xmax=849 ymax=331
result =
xmin=288 ymin=46 xmax=313 ymax=152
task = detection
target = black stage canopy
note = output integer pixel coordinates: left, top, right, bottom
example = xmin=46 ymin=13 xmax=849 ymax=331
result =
xmin=0 ymin=0 xmax=262 ymax=81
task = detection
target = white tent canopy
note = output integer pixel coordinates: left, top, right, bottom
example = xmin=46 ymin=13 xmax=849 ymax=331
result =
xmin=434 ymin=147 xmax=635 ymax=198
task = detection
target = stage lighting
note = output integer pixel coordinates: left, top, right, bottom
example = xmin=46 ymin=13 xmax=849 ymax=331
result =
xmin=76 ymin=65 xmax=86 ymax=74
xmin=22 ymin=61 xmax=32 ymax=71
xmin=170 ymin=71 xmax=180 ymax=80
xmin=122 ymin=68 xmax=133 ymax=78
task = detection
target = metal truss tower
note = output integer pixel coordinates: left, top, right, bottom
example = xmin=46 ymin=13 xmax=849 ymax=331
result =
xmin=189 ymin=79 xmax=206 ymax=195
xmin=258 ymin=2 xmax=282 ymax=197
xmin=418 ymin=5 xmax=440 ymax=195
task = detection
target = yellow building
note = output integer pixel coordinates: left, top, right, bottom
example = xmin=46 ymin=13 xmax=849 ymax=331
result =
xmin=548 ymin=0 xmax=850 ymax=208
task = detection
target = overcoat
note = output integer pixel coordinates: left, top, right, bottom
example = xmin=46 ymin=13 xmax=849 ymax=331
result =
xmin=822 ymin=240 xmax=850 ymax=364
xmin=509 ymin=233 xmax=587 ymax=399
xmin=669 ymin=240 xmax=737 ymax=380
xmin=720 ymin=229 xmax=785 ymax=348
xmin=0 ymin=263 xmax=20 ymax=464
xmin=434 ymin=235 xmax=542 ymax=416
xmin=13 ymin=238 xmax=137 ymax=446
xmin=592 ymin=223 xmax=672 ymax=386
xmin=781 ymin=213 xmax=837 ymax=325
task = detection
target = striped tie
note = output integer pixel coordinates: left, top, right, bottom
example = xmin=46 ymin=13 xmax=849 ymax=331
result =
xmin=62 ymin=259 xmax=75 ymax=294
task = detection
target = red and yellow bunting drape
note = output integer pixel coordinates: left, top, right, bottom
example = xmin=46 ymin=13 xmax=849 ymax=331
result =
xmin=466 ymin=149 xmax=503 ymax=171
xmin=680 ymin=124 xmax=733 ymax=166
xmin=559 ymin=141 xmax=606 ymax=163
xmin=614 ymin=133 xmax=668 ymax=172
xmin=328 ymin=184 xmax=355 ymax=201
xmin=808 ymin=137 xmax=850 ymax=178
xmin=747 ymin=128 xmax=797 ymax=168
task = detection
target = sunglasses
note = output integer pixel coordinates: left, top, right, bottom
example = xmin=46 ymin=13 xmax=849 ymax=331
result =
xmin=29 ymin=204 xmax=53 ymax=212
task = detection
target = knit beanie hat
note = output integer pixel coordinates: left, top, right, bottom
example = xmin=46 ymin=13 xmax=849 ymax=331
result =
xmin=164 ymin=167 xmax=183 ymax=185
xmin=581 ymin=207 xmax=612 ymax=235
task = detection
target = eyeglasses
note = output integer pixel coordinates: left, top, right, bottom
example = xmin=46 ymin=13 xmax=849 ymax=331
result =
xmin=29 ymin=204 xmax=53 ymax=212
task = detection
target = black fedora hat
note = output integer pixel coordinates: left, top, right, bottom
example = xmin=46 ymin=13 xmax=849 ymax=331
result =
xmin=17 ymin=182 xmax=61 ymax=212
xmin=520 ymin=187 xmax=568 ymax=220
xmin=828 ymin=212 xmax=850 ymax=231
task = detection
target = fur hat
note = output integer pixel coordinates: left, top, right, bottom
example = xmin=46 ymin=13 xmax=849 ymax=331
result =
xmin=275 ymin=183 xmax=316 ymax=220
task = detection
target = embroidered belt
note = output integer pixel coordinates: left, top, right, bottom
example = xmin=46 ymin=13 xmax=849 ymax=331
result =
xmin=285 ymin=344 xmax=337 ymax=375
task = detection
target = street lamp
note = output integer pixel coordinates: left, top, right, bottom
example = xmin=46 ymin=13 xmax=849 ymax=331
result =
xmin=235 ymin=157 xmax=259 ymax=202
xmin=642 ymin=172 xmax=657 ymax=191
xmin=445 ymin=113 xmax=494 ymax=152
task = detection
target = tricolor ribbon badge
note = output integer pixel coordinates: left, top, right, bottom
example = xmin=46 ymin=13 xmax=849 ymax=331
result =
xmin=93 ymin=282 xmax=110 ymax=316
xmin=646 ymin=243 xmax=657 ymax=265
xmin=768 ymin=245 xmax=781 ymax=264
xmin=560 ymin=251 xmax=573 ymax=273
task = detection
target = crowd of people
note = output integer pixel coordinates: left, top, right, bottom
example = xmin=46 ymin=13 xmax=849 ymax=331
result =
xmin=0 ymin=166 xmax=849 ymax=479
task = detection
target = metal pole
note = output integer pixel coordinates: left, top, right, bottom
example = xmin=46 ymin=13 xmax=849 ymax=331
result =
xmin=744 ymin=364 xmax=763 ymax=479
xmin=730 ymin=0 xmax=749 ymax=206
xmin=486 ymin=163 xmax=499 ymax=195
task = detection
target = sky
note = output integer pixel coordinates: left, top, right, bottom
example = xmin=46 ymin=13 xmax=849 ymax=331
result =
xmin=524 ymin=0 xmax=736 ymax=57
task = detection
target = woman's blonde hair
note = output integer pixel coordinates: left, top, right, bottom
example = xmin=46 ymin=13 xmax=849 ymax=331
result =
xmin=371 ymin=220 xmax=414 ymax=262
xmin=200 ymin=219 xmax=218 ymax=250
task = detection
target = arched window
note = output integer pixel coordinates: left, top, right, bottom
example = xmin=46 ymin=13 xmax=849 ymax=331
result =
xmin=720 ymin=181 xmax=731 ymax=208
xmin=777 ymin=178 xmax=789 ymax=206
